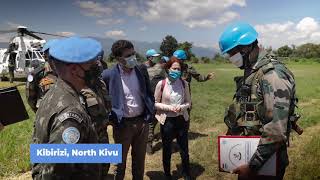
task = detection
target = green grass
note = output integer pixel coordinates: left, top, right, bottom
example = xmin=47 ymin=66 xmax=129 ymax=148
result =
xmin=0 ymin=62 xmax=320 ymax=179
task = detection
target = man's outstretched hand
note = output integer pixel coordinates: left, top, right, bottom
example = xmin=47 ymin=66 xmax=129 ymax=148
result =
xmin=207 ymin=72 xmax=215 ymax=80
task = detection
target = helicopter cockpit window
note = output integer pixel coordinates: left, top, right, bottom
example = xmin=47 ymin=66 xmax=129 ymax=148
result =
xmin=36 ymin=52 xmax=42 ymax=59
xmin=25 ymin=51 xmax=31 ymax=60
xmin=25 ymin=51 xmax=39 ymax=60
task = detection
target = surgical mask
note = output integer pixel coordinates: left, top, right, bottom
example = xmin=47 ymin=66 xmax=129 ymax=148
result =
xmin=229 ymin=52 xmax=243 ymax=68
xmin=78 ymin=64 xmax=102 ymax=88
xmin=124 ymin=55 xmax=138 ymax=69
xmin=168 ymin=70 xmax=181 ymax=81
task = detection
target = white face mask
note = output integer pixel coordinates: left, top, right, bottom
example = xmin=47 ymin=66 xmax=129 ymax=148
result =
xmin=124 ymin=55 xmax=137 ymax=69
xmin=229 ymin=52 xmax=243 ymax=68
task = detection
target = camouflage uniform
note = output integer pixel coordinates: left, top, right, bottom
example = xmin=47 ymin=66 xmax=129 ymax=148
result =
xmin=146 ymin=63 xmax=166 ymax=153
xmin=26 ymin=61 xmax=57 ymax=112
xmin=32 ymin=78 xmax=102 ymax=179
xmin=224 ymin=51 xmax=296 ymax=179
xmin=181 ymin=63 xmax=209 ymax=129
xmin=181 ymin=63 xmax=209 ymax=83
xmin=80 ymin=78 xmax=112 ymax=176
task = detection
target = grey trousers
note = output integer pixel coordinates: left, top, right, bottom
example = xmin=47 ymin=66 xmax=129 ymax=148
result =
xmin=113 ymin=118 xmax=149 ymax=180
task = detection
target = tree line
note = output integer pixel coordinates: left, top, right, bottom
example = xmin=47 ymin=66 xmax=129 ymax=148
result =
xmin=275 ymin=43 xmax=320 ymax=59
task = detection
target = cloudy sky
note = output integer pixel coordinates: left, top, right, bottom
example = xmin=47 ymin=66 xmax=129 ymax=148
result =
xmin=0 ymin=0 xmax=319 ymax=49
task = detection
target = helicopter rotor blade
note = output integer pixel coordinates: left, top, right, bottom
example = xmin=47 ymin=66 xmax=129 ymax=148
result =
xmin=0 ymin=29 xmax=16 ymax=34
xmin=29 ymin=31 xmax=67 ymax=37
xmin=23 ymin=30 xmax=43 ymax=40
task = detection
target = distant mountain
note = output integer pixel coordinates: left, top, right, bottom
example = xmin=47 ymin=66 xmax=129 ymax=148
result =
xmin=94 ymin=37 xmax=218 ymax=58
xmin=0 ymin=38 xmax=218 ymax=58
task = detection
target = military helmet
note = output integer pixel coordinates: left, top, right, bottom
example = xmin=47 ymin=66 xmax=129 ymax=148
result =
xmin=146 ymin=49 xmax=160 ymax=57
xmin=219 ymin=22 xmax=258 ymax=54
xmin=161 ymin=56 xmax=170 ymax=62
xmin=173 ymin=49 xmax=187 ymax=60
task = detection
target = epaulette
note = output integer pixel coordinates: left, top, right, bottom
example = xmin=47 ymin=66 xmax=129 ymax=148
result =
xmin=261 ymin=61 xmax=274 ymax=74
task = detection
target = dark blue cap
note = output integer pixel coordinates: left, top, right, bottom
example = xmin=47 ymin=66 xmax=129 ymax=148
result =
xmin=49 ymin=36 xmax=102 ymax=63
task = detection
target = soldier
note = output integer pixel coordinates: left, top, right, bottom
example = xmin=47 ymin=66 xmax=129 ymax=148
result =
xmin=8 ymin=43 xmax=17 ymax=83
xmin=219 ymin=22 xmax=299 ymax=180
xmin=144 ymin=49 xmax=160 ymax=68
xmin=173 ymin=49 xmax=215 ymax=85
xmin=32 ymin=37 xmax=105 ymax=179
xmin=144 ymin=49 xmax=167 ymax=154
xmin=26 ymin=39 xmax=58 ymax=112
xmin=80 ymin=54 xmax=112 ymax=177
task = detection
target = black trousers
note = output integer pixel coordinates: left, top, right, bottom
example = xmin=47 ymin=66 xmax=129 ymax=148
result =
xmin=161 ymin=116 xmax=190 ymax=176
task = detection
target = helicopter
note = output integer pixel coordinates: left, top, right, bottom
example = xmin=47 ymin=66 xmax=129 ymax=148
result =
xmin=0 ymin=26 xmax=65 ymax=82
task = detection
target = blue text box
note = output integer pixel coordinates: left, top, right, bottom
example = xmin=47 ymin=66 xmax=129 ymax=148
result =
xmin=30 ymin=144 xmax=122 ymax=163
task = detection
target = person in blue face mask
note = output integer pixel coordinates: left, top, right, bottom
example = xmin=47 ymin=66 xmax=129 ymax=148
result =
xmin=101 ymin=40 xmax=155 ymax=180
xmin=154 ymin=57 xmax=191 ymax=180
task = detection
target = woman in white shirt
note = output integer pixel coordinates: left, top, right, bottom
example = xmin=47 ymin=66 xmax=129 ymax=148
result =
xmin=154 ymin=57 xmax=191 ymax=180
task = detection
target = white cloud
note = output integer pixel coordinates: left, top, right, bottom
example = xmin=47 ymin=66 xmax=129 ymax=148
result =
xmin=217 ymin=11 xmax=240 ymax=24
xmin=184 ymin=20 xmax=216 ymax=28
xmin=255 ymin=21 xmax=294 ymax=34
xmin=124 ymin=3 xmax=141 ymax=17
xmin=56 ymin=31 xmax=76 ymax=36
xmin=140 ymin=0 xmax=245 ymax=28
xmin=96 ymin=18 xmax=124 ymax=25
xmin=139 ymin=26 xmax=147 ymax=31
xmin=105 ymin=30 xmax=126 ymax=39
xmin=296 ymin=17 xmax=318 ymax=33
xmin=75 ymin=0 xmax=243 ymax=29
xmin=255 ymin=17 xmax=320 ymax=48
xmin=76 ymin=1 xmax=113 ymax=17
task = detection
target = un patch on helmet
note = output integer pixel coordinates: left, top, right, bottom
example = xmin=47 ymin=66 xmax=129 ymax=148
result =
xmin=62 ymin=127 xmax=80 ymax=144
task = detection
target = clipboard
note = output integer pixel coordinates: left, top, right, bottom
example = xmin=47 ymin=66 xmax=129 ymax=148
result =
xmin=218 ymin=136 xmax=277 ymax=176
xmin=0 ymin=86 xmax=29 ymax=126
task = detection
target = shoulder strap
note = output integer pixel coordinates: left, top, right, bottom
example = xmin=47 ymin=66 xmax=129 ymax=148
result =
xmin=159 ymin=79 xmax=166 ymax=102
xmin=180 ymin=78 xmax=186 ymax=89
xmin=245 ymin=59 xmax=275 ymax=100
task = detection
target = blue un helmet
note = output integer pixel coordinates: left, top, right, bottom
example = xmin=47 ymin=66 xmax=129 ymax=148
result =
xmin=49 ymin=36 xmax=102 ymax=64
xmin=219 ymin=22 xmax=258 ymax=54
xmin=161 ymin=56 xmax=170 ymax=62
xmin=173 ymin=49 xmax=187 ymax=60
xmin=146 ymin=49 xmax=160 ymax=57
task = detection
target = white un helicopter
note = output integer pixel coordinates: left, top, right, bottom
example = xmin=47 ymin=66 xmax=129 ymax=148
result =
xmin=0 ymin=26 xmax=65 ymax=82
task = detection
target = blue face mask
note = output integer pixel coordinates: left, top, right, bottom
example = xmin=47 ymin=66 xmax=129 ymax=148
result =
xmin=168 ymin=70 xmax=181 ymax=81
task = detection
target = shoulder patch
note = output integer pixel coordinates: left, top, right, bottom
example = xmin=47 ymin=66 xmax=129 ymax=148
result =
xmin=56 ymin=112 xmax=84 ymax=124
xmin=62 ymin=127 xmax=80 ymax=144
xmin=27 ymin=74 xmax=34 ymax=82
